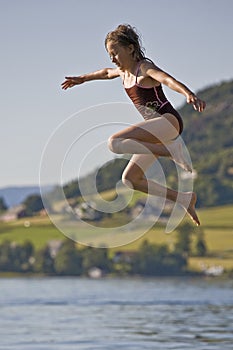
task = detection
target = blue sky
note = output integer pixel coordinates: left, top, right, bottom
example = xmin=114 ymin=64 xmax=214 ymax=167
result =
xmin=1 ymin=0 xmax=233 ymax=187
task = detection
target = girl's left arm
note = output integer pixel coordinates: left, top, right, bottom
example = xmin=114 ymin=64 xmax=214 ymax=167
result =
xmin=146 ymin=64 xmax=206 ymax=112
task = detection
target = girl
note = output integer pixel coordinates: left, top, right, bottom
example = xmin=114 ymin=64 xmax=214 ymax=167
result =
xmin=61 ymin=24 xmax=206 ymax=226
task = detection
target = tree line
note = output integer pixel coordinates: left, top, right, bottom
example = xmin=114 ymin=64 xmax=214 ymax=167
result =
xmin=0 ymin=223 xmax=207 ymax=276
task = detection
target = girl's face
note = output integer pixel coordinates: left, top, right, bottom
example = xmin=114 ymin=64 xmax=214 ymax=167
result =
xmin=106 ymin=41 xmax=134 ymax=70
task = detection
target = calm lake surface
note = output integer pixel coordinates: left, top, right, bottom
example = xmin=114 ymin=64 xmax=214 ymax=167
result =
xmin=0 ymin=277 xmax=232 ymax=350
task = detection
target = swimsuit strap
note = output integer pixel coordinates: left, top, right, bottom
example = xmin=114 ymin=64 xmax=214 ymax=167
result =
xmin=123 ymin=62 xmax=142 ymax=86
xmin=135 ymin=61 xmax=142 ymax=84
xmin=135 ymin=57 xmax=154 ymax=84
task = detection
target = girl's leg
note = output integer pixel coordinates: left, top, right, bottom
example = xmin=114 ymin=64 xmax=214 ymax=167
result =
xmin=108 ymin=114 xmax=192 ymax=172
xmin=122 ymin=154 xmax=200 ymax=226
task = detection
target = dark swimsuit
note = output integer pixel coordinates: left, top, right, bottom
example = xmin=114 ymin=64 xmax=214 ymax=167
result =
xmin=124 ymin=58 xmax=183 ymax=134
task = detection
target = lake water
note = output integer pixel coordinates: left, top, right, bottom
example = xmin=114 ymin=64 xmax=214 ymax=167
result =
xmin=0 ymin=277 xmax=232 ymax=350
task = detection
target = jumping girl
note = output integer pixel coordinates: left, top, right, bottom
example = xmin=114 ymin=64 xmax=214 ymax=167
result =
xmin=61 ymin=24 xmax=206 ymax=226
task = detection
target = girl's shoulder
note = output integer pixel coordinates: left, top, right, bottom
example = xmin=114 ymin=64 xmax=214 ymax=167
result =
xmin=138 ymin=58 xmax=158 ymax=76
xmin=140 ymin=57 xmax=161 ymax=75
xmin=140 ymin=58 xmax=156 ymax=69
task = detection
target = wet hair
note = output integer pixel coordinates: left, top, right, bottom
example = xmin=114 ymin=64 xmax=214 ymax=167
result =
xmin=105 ymin=24 xmax=145 ymax=61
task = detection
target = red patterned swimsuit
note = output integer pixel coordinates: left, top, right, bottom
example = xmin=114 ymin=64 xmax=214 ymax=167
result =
xmin=124 ymin=59 xmax=183 ymax=134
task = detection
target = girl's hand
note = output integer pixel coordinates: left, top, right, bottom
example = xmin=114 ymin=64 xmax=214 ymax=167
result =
xmin=61 ymin=76 xmax=84 ymax=90
xmin=187 ymin=93 xmax=206 ymax=112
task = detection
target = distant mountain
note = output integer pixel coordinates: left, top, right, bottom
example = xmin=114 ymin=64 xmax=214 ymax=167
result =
xmin=0 ymin=186 xmax=53 ymax=208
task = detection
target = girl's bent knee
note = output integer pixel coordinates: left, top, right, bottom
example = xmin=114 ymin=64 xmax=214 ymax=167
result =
xmin=122 ymin=171 xmax=142 ymax=189
xmin=122 ymin=175 xmax=134 ymax=189
xmin=108 ymin=136 xmax=122 ymax=154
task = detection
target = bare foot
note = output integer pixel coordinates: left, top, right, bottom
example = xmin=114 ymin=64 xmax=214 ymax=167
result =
xmin=179 ymin=192 xmax=200 ymax=226
xmin=186 ymin=193 xmax=200 ymax=226
xmin=167 ymin=139 xmax=192 ymax=173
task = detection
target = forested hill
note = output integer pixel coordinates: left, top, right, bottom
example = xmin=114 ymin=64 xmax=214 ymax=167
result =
xmin=64 ymin=79 xmax=233 ymax=208
xmin=180 ymin=79 xmax=233 ymax=206
xmin=181 ymin=79 xmax=233 ymax=158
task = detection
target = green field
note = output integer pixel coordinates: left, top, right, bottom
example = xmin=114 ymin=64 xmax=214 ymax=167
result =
xmin=0 ymin=204 xmax=232 ymax=272
xmin=189 ymin=205 xmax=233 ymax=271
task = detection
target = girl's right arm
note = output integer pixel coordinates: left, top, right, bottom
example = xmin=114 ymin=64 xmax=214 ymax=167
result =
xmin=61 ymin=68 xmax=120 ymax=90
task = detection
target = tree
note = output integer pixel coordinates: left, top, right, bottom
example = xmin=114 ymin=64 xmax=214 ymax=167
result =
xmin=23 ymin=194 xmax=44 ymax=216
xmin=0 ymin=240 xmax=12 ymax=271
xmin=0 ymin=197 xmax=8 ymax=212
xmin=34 ymin=245 xmax=55 ymax=274
xmin=82 ymin=246 xmax=111 ymax=274
xmin=175 ymin=222 xmax=194 ymax=257
xmin=19 ymin=241 xmax=34 ymax=271
xmin=54 ymin=240 xmax=83 ymax=275
xmin=195 ymin=228 xmax=207 ymax=256
xmin=132 ymin=240 xmax=161 ymax=275
xmin=63 ymin=180 xmax=80 ymax=199
xmin=132 ymin=240 xmax=187 ymax=276
xmin=0 ymin=240 xmax=34 ymax=272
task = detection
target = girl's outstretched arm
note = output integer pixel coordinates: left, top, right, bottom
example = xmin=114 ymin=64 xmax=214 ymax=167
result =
xmin=61 ymin=68 xmax=120 ymax=90
xmin=144 ymin=62 xmax=206 ymax=112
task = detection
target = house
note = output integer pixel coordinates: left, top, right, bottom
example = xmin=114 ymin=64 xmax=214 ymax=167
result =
xmin=0 ymin=205 xmax=26 ymax=222
xmin=88 ymin=267 xmax=103 ymax=279
xmin=74 ymin=201 xmax=103 ymax=221
xmin=130 ymin=198 xmax=176 ymax=223
xmin=113 ymin=251 xmax=137 ymax=264
xmin=47 ymin=240 xmax=63 ymax=258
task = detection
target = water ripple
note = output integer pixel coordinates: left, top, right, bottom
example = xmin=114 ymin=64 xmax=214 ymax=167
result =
xmin=0 ymin=277 xmax=232 ymax=350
